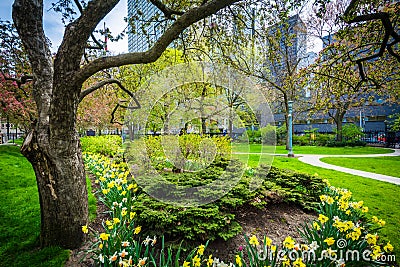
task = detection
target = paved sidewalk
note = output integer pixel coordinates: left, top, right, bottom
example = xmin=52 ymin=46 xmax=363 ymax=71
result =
xmin=297 ymin=149 xmax=400 ymax=185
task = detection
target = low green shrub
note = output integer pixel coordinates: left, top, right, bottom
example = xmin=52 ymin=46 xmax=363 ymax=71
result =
xmin=341 ymin=124 xmax=363 ymax=142
xmin=326 ymin=140 xmax=367 ymax=147
xmin=238 ymin=125 xmax=277 ymax=145
xmin=315 ymin=133 xmax=335 ymax=146
xmin=293 ymin=135 xmax=310 ymax=146
xmin=81 ymin=135 xmax=122 ymax=157
xmin=237 ymin=129 xmax=262 ymax=143
xmin=114 ymin=152 xmax=325 ymax=245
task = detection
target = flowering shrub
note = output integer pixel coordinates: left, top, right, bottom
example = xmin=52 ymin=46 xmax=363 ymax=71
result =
xmin=298 ymin=182 xmax=395 ymax=266
xmin=81 ymin=135 xmax=123 ymax=157
xmin=125 ymin=134 xmax=231 ymax=173
xmin=83 ymin=152 xmax=216 ymax=266
xmin=82 ymin=153 xmax=395 ymax=266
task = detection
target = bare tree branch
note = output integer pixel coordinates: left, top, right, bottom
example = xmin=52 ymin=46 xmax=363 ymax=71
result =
xmin=79 ymin=78 xmax=139 ymax=107
xmin=2 ymin=73 xmax=33 ymax=88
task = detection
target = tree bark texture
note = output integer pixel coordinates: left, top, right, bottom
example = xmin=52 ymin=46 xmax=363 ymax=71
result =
xmin=21 ymin=130 xmax=88 ymax=248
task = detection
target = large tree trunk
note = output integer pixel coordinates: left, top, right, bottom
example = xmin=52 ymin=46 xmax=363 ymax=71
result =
xmin=21 ymin=130 xmax=88 ymax=248
xmin=334 ymin=113 xmax=345 ymax=142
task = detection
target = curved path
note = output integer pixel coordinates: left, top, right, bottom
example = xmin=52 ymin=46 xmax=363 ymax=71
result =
xmin=297 ymin=149 xmax=400 ymax=185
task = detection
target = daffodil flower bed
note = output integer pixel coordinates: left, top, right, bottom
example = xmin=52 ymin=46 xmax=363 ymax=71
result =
xmin=82 ymin=153 xmax=395 ymax=266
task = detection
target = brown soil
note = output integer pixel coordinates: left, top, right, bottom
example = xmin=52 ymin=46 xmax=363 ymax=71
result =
xmin=207 ymin=203 xmax=316 ymax=262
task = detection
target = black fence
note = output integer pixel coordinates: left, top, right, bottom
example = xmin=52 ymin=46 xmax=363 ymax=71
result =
xmin=360 ymin=130 xmax=400 ymax=148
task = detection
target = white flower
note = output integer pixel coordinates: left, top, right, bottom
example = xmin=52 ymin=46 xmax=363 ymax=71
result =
xmin=309 ymin=241 xmax=320 ymax=251
xmin=333 ymin=216 xmax=340 ymax=222
xmin=99 ymin=254 xmax=104 ymax=263
xmin=336 ymin=259 xmax=346 ymax=267
xmin=142 ymin=236 xmax=152 ymax=246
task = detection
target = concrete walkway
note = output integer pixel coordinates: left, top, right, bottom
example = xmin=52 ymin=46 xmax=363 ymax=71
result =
xmin=297 ymin=149 xmax=400 ymax=185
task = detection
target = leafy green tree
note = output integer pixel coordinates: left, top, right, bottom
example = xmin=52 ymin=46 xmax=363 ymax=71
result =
xmin=197 ymin=0 xmax=311 ymax=148
xmin=309 ymin=0 xmax=399 ymax=141
xmin=310 ymin=42 xmax=392 ymax=141
xmin=10 ymin=0 xmax=240 ymax=249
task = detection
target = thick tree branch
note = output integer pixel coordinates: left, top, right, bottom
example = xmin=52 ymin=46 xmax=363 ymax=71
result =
xmin=149 ymin=0 xmax=184 ymax=19
xmin=12 ymin=0 xmax=53 ymax=127
xmin=73 ymin=0 xmax=104 ymax=49
xmin=75 ymin=0 xmax=239 ymax=84
xmin=54 ymin=0 xmax=119 ymax=76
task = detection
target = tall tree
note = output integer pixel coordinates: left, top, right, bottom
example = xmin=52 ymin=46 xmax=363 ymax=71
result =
xmin=11 ymin=0 xmax=239 ymax=249
xmin=310 ymin=42 xmax=395 ymax=141
xmin=0 ymin=20 xmax=35 ymax=132
xmin=196 ymin=0 xmax=311 ymax=148
xmin=314 ymin=0 xmax=400 ymax=84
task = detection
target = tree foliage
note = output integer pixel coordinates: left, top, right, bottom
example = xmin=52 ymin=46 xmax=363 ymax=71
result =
xmin=0 ymin=20 xmax=35 ymax=130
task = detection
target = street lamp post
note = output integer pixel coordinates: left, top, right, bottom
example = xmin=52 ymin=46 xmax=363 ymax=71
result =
xmin=288 ymin=101 xmax=294 ymax=157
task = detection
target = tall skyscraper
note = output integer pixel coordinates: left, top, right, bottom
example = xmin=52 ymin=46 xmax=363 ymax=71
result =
xmin=127 ymin=0 xmax=161 ymax=52
xmin=266 ymin=14 xmax=307 ymax=86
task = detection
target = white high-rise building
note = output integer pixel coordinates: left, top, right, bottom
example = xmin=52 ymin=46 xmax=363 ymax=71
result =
xmin=127 ymin=0 xmax=161 ymax=52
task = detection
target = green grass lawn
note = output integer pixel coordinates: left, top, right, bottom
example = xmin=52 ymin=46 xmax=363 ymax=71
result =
xmin=321 ymin=156 xmax=400 ymax=178
xmin=0 ymin=145 xmax=96 ymax=266
xmin=232 ymin=143 xmax=394 ymax=155
xmin=232 ymin=153 xmax=400 ymax=259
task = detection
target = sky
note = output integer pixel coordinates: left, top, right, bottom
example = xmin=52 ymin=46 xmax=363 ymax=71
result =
xmin=0 ymin=0 xmax=129 ymax=54
xmin=0 ymin=1 xmax=321 ymax=55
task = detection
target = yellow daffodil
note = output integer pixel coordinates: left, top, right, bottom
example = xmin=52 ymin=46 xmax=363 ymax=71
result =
xmin=365 ymin=233 xmax=378 ymax=245
xmin=81 ymin=225 xmax=88 ymax=234
xmin=99 ymin=233 xmax=110 ymax=241
xmin=235 ymin=255 xmax=243 ymax=267
xmin=324 ymin=237 xmax=335 ymax=246
xmin=320 ymin=195 xmax=327 ymax=202
xmin=384 ymin=242 xmax=394 ymax=252
xmin=207 ymin=255 xmax=213 ymax=267
xmin=197 ymin=244 xmax=205 ymax=255
xmin=192 ymin=255 xmax=201 ymax=267
xmin=134 ymin=226 xmax=141 ymax=234
xmin=293 ymin=257 xmax=306 ymax=267
xmin=183 ymin=261 xmax=190 ymax=267
xmin=283 ymin=236 xmax=295 ymax=250
xmin=249 ymin=235 xmax=259 ymax=246
xmin=313 ymin=221 xmax=321 ymax=230
xmin=265 ymin=236 xmax=272 ymax=246
xmin=318 ymin=214 xmax=329 ymax=224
